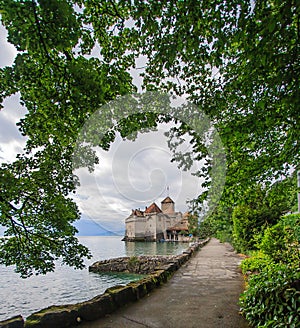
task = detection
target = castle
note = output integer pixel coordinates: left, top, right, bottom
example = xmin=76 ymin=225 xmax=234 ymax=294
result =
xmin=124 ymin=196 xmax=190 ymax=242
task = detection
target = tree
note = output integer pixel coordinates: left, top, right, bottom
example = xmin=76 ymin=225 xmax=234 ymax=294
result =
xmin=187 ymin=213 xmax=199 ymax=236
xmin=0 ymin=0 xmax=135 ymax=277
xmin=0 ymin=0 xmax=298 ymax=276
xmin=204 ymin=203 xmax=233 ymax=242
xmin=122 ymin=0 xmax=299 ymax=198
xmin=232 ymin=176 xmax=297 ymax=253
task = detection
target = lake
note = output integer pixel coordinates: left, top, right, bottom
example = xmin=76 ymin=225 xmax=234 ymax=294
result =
xmin=0 ymin=236 xmax=189 ymax=321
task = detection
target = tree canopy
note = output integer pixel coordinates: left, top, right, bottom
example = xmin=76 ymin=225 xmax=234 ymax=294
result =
xmin=0 ymin=0 xmax=298 ymax=276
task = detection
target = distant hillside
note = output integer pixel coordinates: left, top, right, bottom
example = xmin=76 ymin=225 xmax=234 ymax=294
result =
xmin=73 ymin=218 xmax=125 ymax=236
xmin=0 ymin=220 xmax=124 ymax=237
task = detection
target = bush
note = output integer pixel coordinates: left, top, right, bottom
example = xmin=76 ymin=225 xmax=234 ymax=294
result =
xmin=202 ymin=204 xmax=233 ymax=243
xmin=240 ymin=214 xmax=300 ymax=327
xmin=259 ymin=214 xmax=300 ymax=265
xmin=215 ymin=229 xmax=233 ymax=243
xmin=239 ymin=263 xmax=300 ymax=328
xmin=240 ymin=251 xmax=273 ymax=275
xmin=128 ymin=256 xmax=140 ymax=271
xmin=282 ymin=213 xmax=300 ymax=242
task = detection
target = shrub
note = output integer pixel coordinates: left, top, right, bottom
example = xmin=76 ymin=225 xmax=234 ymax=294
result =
xmin=240 ymin=251 xmax=273 ymax=275
xmin=259 ymin=223 xmax=288 ymax=262
xmin=202 ymin=204 xmax=233 ymax=243
xmin=240 ymin=213 xmax=300 ymax=327
xmin=231 ymin=183 xmax=292 ymax=254
xmin=128 ymin=256 xmax=140 ymax=271
xmin=281 ymin=213 xmax=300 ymax=242
xmin=239 ymin=263 xmax=300 ymax=328
xmin=215 ymin=229 xmax=233 ymax=243
xmin=259 ymin=214 xmax=300 ymax=265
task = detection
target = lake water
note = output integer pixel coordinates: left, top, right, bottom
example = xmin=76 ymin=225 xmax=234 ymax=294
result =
xmin=0 ymin=236 xmax=189 ymax=321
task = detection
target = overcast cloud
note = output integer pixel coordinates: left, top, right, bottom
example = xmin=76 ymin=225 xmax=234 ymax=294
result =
xmin=0 ymin=25 xmax=205 ymax=236
xmin=0 ymin=26 xmax=27 ymax=163
xmin=73 ymin=125 xmax=204 ymax=233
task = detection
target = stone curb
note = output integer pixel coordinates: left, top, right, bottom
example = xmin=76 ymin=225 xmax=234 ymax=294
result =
xmin=0 ymin=238 xmax=209 ymax=328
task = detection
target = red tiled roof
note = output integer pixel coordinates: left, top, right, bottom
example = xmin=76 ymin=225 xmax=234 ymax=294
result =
xmin=144 ymin=202 xmax=162 ymax=214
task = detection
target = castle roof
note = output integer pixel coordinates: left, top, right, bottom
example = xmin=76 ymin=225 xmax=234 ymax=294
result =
xmin=144 ymin=202 xmax=162 ymax=214
xmin=161 ymin=196 xmax=174 ymax=204
xmin=132 ymin=209 xmax=144 ymax=217
xmin=167 ymin=218 xmax=189 ymax=231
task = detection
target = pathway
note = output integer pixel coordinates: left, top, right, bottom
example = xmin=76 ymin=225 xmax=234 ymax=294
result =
xmin=80 ymin=238 xmax=249 ymax=328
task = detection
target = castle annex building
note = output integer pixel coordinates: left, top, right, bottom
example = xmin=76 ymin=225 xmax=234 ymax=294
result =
xmin=124 ymin=197 xmax=189 ymax=242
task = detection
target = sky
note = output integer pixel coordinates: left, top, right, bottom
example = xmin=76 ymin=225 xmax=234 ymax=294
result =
xmin=0 ymin=24 xmax=205 ymax=236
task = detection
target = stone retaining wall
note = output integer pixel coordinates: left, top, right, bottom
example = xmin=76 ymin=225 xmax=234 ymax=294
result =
xmin=0 ymin=239 xmax=209 ymax=328
xmin=89 ymin=255 xmax=179 ymax=274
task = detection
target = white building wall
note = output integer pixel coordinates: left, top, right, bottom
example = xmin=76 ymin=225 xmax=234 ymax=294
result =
xmin=126 ymin=220 xmax=135 ymax=238
xmin=145 ymin=214 xmax=157 ymax=240
xmin=156 ymin=213 xmax=169 ymax=239
xmin=134 ymin=218 xmax=147 ymax=239
xmin=125 ymin=216 xmax=146 ymax=239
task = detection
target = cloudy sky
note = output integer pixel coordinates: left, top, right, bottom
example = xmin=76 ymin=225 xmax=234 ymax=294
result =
xmin=0 ymin=24 xmax=204 ymax=236
xmin=0 ymin=26 xmax=27 ymax=163
xmin=73 ymin=125 xmax=204 ymax=234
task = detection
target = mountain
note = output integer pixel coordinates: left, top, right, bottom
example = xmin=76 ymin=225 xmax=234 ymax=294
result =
xmin=73 ymin=219 xmax=125 ymax=236
xmin=0 ymin=220 xmax=125 ymax=237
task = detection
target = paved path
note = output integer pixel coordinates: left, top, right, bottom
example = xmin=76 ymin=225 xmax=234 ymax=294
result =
xmin=80 ymin=238 xmax=249 ymax=328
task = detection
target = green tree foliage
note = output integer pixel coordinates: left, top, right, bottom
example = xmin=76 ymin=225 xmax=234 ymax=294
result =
xmin=200 ymin=172 xmax=297 ymax=252
xmin=0 ymin=0 xmax=299 ymax=276
xmin=232 ymin=204 xmax=264 ymax=253
xmin=232 ymin=178 xmax=297 ymax=253
xmin=118 ymin=0 xmax=299 ymax=198
xmin=0 ymin=0 xmax=135 ymax=277
xmin=187 ymin=213 xmax=199 ymax=236
xmin=196 ymin=202 xmax=232 ymax=241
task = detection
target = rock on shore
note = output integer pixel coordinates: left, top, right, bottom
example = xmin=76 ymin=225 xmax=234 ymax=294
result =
xmin=89 ymin=255 xmax=179 ymax=275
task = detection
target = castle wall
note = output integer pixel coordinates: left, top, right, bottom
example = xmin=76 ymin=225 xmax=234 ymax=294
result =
xmin=125 ymin=216 xmax=146 ymax=240
xmin=156 ymin=214 xmax=170 ymax=240
xmin=168 ymin=212 xmax=183 ymax=226
xmin=134 ymin=218 xmax=147 ymax=239
xmin=145 ymin=214 xmax=157 ymax=241
xmin=125 ymin=219 xmax=135 ymax=239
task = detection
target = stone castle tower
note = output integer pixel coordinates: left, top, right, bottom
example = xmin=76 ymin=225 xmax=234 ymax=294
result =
xmin=161 ymin=196 xmax=175 ymax=214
